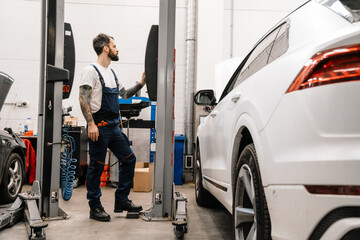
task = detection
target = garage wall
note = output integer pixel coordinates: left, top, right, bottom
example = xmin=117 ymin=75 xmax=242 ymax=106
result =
xmin=0 ymin=0 xmax=42 ymax=133
xmin=196 ymin=0 xmax=308 ymax=95
xmin=0 ymin=0 xmax=308 ymax=162
xmin=0 ymin=0 xmax=187 ymax=162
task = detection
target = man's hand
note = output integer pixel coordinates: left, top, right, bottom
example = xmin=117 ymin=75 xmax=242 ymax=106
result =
xmin=121 ymin=72 xmax=146 ymax=99
xmin=88 ymin=122 xmax=99 ymax=142
xmin=140 ymin=72 xmax=146 ymax=86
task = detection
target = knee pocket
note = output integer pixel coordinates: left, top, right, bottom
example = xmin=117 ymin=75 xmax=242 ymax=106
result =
xmin=94 ymin=161 xmax=106 ymax=172
xmin=124 ymin=152 xmax=136 ymax=164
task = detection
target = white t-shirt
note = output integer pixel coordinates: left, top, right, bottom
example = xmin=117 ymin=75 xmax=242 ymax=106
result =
xmin=80 ymin=63 xmax=124 ymax=113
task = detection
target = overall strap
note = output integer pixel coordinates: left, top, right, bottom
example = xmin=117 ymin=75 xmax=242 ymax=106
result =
xmin=110 ymin=68 xmax=119 ymax=88
xmin=91 ymin=64 xmax=105 ymax=86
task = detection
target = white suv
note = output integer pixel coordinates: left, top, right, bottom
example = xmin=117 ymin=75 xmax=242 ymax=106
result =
xmin=194 ymin=1 xmax=360 ymax=239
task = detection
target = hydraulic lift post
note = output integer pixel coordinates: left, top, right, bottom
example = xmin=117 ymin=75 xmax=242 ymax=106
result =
xmin=145 ymin=0 xmax=176 ymax=218
xmin=36 ymin=0 xmax=68 ymax=220
xmin=143 ymin=0 xmax=188 ymax=237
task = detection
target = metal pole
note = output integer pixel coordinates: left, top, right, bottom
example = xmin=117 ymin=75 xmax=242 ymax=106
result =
xmin=49 ymin=0 xmax=65 ymax=218
xmin=184 ymin=0 xmax=196 ymax=156
xmin=37 ymin=0 xmax=66 ymax=218
xmin=36 ymin=0 xmax=47 ymax=214
xmin=146 ymin=0 xmax=176 ymax=218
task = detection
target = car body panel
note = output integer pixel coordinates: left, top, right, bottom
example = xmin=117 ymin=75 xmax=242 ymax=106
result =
xmin=196 ymin=1 xmax=360 ymax=238
xmin=0 ymin=72 xmax=26 ymax=202
xmin=265 ymin=185 xmax=360 ymax=240
xmin=0 ymin=126 xmax=27 ymax=188
xmin=260 ymin=81 xmax=360 ymax=186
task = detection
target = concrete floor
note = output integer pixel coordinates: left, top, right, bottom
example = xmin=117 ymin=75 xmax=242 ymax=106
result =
xmin=0 ymin=183 xmax=233 ymax=240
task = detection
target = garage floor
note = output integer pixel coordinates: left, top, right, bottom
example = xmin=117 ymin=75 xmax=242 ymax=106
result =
xmin=0 ymin=183 xmax=233 ymax=240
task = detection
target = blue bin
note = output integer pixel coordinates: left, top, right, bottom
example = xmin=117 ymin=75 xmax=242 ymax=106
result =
xmin=174 ymin=134 xmax=186 ymax=185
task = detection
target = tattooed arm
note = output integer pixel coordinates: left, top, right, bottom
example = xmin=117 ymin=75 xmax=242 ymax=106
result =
xmin=79 ymin=85 xmax=99 ymax=141
xmin=119 ymin=72 xmax=146 ymax=99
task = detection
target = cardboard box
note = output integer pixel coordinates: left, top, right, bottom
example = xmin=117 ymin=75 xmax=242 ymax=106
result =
xmin=64 ymin=116 xmax=78 ymax=127
xmin=133 ymin=162 xmax=153 ymax=192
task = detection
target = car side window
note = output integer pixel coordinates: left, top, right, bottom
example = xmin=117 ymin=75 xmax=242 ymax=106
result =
xmin=268 ymin=23 xmax=290 ymax=64
xmin=218 ymin=22 xmax=290 ymax=102
xmin=233 ymin=22 xmax=289 ymax=88
xmin=218 ymin=54 xmax=250 ymax=101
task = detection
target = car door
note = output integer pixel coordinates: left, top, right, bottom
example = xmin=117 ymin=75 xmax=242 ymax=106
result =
xmin=204 ymin=23 xmax=287 ymax=185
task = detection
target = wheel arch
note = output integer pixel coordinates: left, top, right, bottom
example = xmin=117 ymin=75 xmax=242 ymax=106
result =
xmin=231 ymin=126 xmax=253 ymax=196
xmin=230 ymin=113 xmax=265 ymax=196
xmin=230 ymin=117 xmax=272 ymax=238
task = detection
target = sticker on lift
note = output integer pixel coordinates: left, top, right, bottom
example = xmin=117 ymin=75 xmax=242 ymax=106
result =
xmin=155 ymin=192 xmax=162 ymax=205
xmin=51 ymin=191 xmax=58 ymax=203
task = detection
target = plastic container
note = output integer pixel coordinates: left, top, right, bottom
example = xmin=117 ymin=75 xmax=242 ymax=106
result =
xmin=174 ymin=134 xmax=186 ymax=185
xmin=24 ymin=118 xmax=32 ymax=133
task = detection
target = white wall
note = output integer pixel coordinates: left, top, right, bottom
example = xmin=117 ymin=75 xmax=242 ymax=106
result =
xmin=0 ymin=0 xmax=42 ymax=133
xmin=0 ymin=0 xmax=308 ymax=161
xmin=0 ymin=0 xmax=186 ymax=162
xmin=0 ymin=0 xmax=187 ymax=133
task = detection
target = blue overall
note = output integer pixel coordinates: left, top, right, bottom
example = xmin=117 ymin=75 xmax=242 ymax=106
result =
xmin=86 ymin=65 xmax=136 ymax=210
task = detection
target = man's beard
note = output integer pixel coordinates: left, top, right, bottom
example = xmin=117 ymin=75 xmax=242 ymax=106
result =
xmin=109 ymin=49 xmax=119 ymax=61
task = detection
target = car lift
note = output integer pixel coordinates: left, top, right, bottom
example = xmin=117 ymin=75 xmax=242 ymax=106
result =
xmin=0 ymin=0 xmax=187 ymax=239
xmin=141 ymin=0 xmax=188 ymax=238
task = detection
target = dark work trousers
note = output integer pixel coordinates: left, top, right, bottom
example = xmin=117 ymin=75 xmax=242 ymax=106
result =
xmin=86 ymin=64 xmax=136 ymax=210
xmin=86 ymin=124 xmax=136 ymax=209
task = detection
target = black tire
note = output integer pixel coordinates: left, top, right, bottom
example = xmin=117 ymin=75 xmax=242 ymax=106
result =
xmin=233 ymin=144 xmax=271 ymax=240
xmin=194 ymin=143 xmax=218 ymax=208
xmin=0 ymin=153 xmax=25 ymax=203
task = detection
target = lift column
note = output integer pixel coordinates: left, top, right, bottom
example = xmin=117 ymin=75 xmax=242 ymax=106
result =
xmin=145 ymin=0 xmax=176 ymax=218
xmin=36 ymin=0 xmax=68 ymax=219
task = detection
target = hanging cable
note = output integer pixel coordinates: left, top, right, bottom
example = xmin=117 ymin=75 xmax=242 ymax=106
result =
xmin=60 ymin=124 xmax=77 ymax=201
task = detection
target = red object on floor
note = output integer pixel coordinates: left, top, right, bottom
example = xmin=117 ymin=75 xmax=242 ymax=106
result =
xmin=22 ymin=139 xmax=36 ymax=184
xmin=100 ymin=165 xmax=109 ymax=187
xmin=86 ymin=164 xmax=110 ymax=187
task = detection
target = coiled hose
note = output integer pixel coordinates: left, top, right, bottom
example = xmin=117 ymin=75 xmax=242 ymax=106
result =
xmin=60 ymin=126 xmax=77 ymax=201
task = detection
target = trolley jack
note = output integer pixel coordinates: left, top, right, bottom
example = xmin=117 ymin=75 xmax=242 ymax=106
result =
xmin=172 ymin=191 xmax=188 ymax=239
xmin=0 ymin=181 xmax=48 ymax=240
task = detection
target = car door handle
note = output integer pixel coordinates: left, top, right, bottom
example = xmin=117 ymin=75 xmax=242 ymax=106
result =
xmin=209 ymin=110 xmax=218 ymax=118
xmin=231 ymin=92 xmax=242 ymax=103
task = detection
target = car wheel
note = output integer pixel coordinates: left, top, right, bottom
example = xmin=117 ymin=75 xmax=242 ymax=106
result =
xmin=233 ymin=144 xmax=271 ymax=240
xmin=195 ymin=143 xmax=218 ymax=207
xmin=0 ymin=153 xmax=24 ymax=203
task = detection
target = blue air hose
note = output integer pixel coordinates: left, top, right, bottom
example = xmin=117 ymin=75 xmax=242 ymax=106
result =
xmin=60 ymin=125 xmax=77 ymax=201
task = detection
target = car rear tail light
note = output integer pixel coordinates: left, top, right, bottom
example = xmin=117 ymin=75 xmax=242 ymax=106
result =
xmin=286 ymin=44 xmax=360 ymax=93
xmin=305 ymin=185 xmax=360 ymax=195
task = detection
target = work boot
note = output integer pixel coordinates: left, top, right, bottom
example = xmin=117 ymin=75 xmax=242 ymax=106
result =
xmin=114 ymin=200 xmax=143 ymax=212
xmin=90 ymin=206 xmax=111 ymax=222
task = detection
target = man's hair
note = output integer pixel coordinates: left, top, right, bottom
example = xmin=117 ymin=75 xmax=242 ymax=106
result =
xmin=93 ymin=33 xmax=114 ymax=55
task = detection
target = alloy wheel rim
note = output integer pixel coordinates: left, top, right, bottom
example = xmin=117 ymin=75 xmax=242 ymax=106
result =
xmin=7 ymin=160 xmax=22 ymax=198
xmin=234 ymin=163 xmax=256 ymax=240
